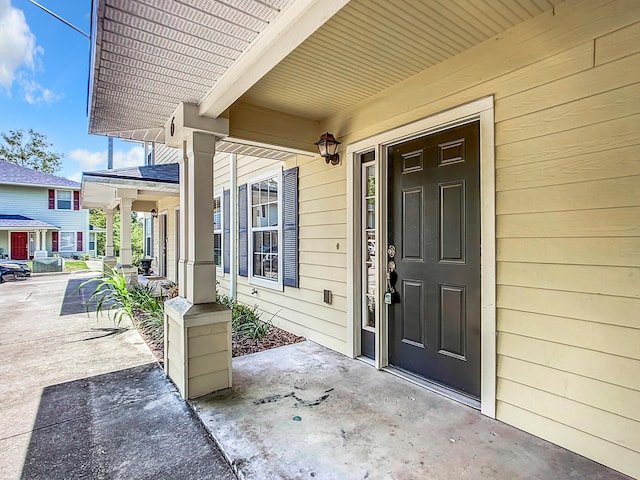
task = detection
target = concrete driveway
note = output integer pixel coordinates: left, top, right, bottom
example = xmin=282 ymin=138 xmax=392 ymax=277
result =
xmin=0 ymin=273 xmax=235 ymax=480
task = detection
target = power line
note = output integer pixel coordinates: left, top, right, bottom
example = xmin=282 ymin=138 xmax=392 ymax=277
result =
xmin=29 ymin=0 xmax=89 ymax=39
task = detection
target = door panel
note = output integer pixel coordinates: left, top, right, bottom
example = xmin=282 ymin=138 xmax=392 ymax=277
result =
xmin=388 ymin=121 xmax=481 ymax=399
xmin=11 ymin=232 xmax=28 ymax=260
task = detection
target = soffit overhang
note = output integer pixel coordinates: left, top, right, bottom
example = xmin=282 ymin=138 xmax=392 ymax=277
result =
xmin=81 ymin=167 xmax=179 ymax=210
xmin=89 ymin=0 xmax=294 ymax=136
xmin=88 ymin=0 xmax=348 ymax=156
xmin=239 ymin=0 xmax=564 ymax=121
xmin=88 ymin=0 xmax=563 ymax=155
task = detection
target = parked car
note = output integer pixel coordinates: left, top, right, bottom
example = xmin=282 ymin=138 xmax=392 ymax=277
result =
xmin=0 ymin=262 xmax=31 ymax=283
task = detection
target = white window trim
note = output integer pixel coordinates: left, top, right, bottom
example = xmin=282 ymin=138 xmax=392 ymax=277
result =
xmin=214 ymin=190 xmax=224 ymax=276
xmin=361 ymin=158 xmax=376 ymax=334
xmin=56 ymin=189 xmax=73 ymax=210
xmin=247 ymin=168 xmax=283 ymax=291
xmin=59 ymin=231 xmax=77 ymax=252
xmin=345 ymin=96 xmax=496 ymax=418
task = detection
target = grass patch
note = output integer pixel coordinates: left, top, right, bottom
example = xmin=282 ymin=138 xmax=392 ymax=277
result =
xmin=64 ymin=260 xmax=89 ymax=272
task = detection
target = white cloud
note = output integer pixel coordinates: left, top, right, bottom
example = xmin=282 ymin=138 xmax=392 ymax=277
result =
xmin=113 ymin=145 xmax=145 ymax=168
xmin=0 ymin=0 xmax=61 ymax=104
xmin=0 ymin=0 xmax=40 ymax=88
xmin=18 ymin=74 xmax=63 ymax=104
xmin=66 ymin=171 xmax=82 ymax=182
xmin=67 ymin=144 xmax=146 ymax=180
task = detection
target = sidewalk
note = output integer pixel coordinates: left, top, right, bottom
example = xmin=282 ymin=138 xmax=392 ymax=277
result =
xmin=0 ymin=273 xmax=235 ymax=480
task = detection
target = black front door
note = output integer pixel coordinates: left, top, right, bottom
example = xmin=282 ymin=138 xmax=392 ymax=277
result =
xmin=388 ymin=121 xmax=481 ymax=398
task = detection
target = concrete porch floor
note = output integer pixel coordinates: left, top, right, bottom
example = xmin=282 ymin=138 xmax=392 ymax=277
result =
xmin=192 ymin=341 xmax=630 ymax=480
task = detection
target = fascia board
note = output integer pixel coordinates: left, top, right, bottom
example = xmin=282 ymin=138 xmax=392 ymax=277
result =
xmin=198 ymin=0 xmax=350 ymax=119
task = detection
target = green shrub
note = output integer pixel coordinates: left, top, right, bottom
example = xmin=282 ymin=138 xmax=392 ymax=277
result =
xmin=130 ymin=283 xmax=165 ymax=346
xmin=79 ymin=266 xmax=133 ymax=326
xmin=130 ymin=283 xmax=164 ymax=322
xmin=217 ymin=292 xmax=271 ymax=340
xmin=132 ymin=252 xmax=143 ymax=267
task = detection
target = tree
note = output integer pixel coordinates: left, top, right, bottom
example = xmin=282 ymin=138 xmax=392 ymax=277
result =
xmin=0 ymin=129 xmax=63 ymax=174
xmin=89 ymin=209 xmax=143 ymax=263
xmin=89 ymin=209 xmax=106 ymax=256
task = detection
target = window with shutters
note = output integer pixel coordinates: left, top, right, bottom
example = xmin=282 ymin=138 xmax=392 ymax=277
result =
xmin=247 ymin=170 xmax=282 ymax=290
xmin=59 ymin=232 xmax=76 ymax=252
xmin=56 ymin=190 xmax=72 ymax=210
xmin=213 ymin=193 xmax=223 ymax=274
xmin=239 ymin=167 xmax=298 ymax=289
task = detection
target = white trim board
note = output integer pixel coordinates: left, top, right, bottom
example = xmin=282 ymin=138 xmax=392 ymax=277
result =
xmin=345 ymin=96 xmax=496 ymax=418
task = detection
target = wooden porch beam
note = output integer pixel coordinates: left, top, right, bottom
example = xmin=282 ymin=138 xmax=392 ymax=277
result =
xmin=228 ymin=103 xmax=319 ymax=155
xmin=198 ymin=0 xmax=350 ymax=119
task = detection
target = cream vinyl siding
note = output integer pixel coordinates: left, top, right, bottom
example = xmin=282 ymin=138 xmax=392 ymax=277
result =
xmin=154 ymin=197 xmax=180 ymax=281
xmin=317 ymin=1 xmax=639 ymax=476
xmin=214 ymin=153 xmax=348 ymax=354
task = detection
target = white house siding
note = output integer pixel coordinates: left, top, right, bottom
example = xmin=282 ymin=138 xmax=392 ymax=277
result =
xmin=154 ymin=143 xmax=180 ymax=166
xmin=0 ymin=231 xmax=7 ymax=256
xmin=316 ymin=1 xmax=640 ymax=477
xmin=0 ymin=184 xmax=89 ymax=255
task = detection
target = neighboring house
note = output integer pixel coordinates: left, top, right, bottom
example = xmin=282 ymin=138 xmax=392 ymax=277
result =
xmin=81 ymin=1 xmax=640 ymax=477
xmin=0 ymin=160 xmax=90 ymax=260
xmin=88 ymin=224 xmax=106 ymax=258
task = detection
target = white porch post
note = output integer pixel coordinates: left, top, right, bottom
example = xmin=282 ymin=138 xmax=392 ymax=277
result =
xmin=184 ymin=132 xmax=217 ymax=304
xmin=119 ymin=198 xmax=133 ymax=266
xmin=116 ymin=191 xmax=138 ymax=283
xmin=103 ymin=209 xmax=117 ymax=272
xmin=163 ymin=103 xmax=231 ymax=400
xmin=105 ymin=210 xmax=114 ymax=257
xmin=34 ymin=230 xmax=40 ymax=251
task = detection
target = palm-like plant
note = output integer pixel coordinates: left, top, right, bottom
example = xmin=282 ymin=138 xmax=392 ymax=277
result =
xmin=79 ymin=266 xmax=134 ymax=327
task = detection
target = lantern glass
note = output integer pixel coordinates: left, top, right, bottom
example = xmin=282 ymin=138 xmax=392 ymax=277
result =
xmin=317 ymin=140 xmax=329 ymax=157
xmin=315 ymin=132 xmax=340 ymax=158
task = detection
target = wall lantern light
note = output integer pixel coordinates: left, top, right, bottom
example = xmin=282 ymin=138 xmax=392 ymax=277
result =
xmin=315 ymin=132 xmax=341 ymax=166
xmin=150 ymin=209 xmax=158 ymax=218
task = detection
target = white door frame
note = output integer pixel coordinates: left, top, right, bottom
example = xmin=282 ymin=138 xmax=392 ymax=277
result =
xmin=346 ymin=96 xmax=496 ymax=418
xmin=158 ymin=211 xmax=168 ymax=277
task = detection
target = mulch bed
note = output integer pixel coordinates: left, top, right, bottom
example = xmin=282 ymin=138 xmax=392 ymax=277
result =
xmin=232 ymin=325 xmax=305 ymax=358
xmin=132 ymin=311 xmax=305 ymax=366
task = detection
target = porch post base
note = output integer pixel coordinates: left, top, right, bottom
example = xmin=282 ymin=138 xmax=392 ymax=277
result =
xmin=164 ymin=296 xmax=232 ymax=400
xmin=119 ymin=264 xmax=139 ymax=286
xmin=103 ymin=256 xmax=117 ymax=273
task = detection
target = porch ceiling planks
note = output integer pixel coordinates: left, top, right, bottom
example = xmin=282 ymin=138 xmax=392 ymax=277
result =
xmin=239 ymin=0 xmax=563 ymax=121
xmin=89 ymin=0 xmax=291 ymax=136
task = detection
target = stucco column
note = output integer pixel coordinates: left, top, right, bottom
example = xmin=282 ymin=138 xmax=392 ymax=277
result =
xmin=119 ymin=198 xmax=133 ymax=267
xmin=103 ymin=210 xmax=117 ymax=272
xmin=178 ymin=148 xmax=189 ymax=298
xmin=164 ymin=121 xmax=231 ymax=400
xmin=105 ymin=210 xmax=115 ymax=257
xmin=117 ymin=197 xmax=138 ymax=284
xmin=184 ymin=131 xmax=217 ymax=304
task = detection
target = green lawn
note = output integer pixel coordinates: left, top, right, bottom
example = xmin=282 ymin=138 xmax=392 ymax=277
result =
xmin=64 ymin=261 xmax=89 ymax=272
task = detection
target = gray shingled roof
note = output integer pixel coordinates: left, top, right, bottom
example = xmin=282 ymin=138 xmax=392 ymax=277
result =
xmin=0 ymin=160 xmax=80 ymax=189
xmin=0 ymin=215 xmax=59 ymax=229
xmin=83 ymin=164 xmax=179 ymax=184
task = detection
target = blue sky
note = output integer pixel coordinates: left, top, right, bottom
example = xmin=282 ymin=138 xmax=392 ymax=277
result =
xmin=0 ymin=0 xmax=144 ymax=182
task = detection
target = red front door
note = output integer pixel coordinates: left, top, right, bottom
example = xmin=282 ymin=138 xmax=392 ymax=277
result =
xmin=11 ymin=232 xmax=28 ymax=260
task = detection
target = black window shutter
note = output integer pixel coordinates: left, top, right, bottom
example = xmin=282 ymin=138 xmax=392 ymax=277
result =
xmin=238 ymin=184 xmax=248 ymax=277
xmin=223 ymin=189 xmax=230 ymax=273
xmin=282 ymin=167 xmax=299 ymax=288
